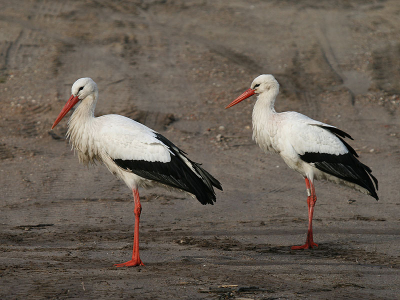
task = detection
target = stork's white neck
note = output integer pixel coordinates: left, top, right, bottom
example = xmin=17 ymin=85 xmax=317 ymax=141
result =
xmin=66 ymin=93 xmax=99 ymax=164
xmin=251 ymin=87 xmax=279 ymax=152
xmin=252 ymin=87 xmax=279 ymax=123
xmin=71 ymin=93 xmax=98 ymax=121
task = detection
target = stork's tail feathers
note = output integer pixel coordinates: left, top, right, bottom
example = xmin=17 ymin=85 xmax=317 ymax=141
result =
xmin=358 ymin=160 xmax=379 ymax=200
xmin=191 ymin=162 xmax=223 ymax=205
xmin=153 ymin=133 xmax=223 ymax=205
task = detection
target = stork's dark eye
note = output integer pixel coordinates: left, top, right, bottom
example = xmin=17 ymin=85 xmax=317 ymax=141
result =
xmin=254 ymin=84 xmax=260 ymax=88
xmin=78 ymin=86 xmax=84 ymax=92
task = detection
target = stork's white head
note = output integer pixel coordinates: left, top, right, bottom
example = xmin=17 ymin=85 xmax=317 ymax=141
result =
xmin=51 ymin=77 xmax=98 ymax=129
xmin=250 ymin=74 xmax=279 ymax=94
xmin=72 ymin=77 xmax=98 ymax=100
xmin=226 ymin=74 xmax=279 ymax=109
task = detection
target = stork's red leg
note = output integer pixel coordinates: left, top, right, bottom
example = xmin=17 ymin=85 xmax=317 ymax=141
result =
xmin=114 ymin=188 xmax=145 ymax=267
xmin=291 ymin=178 xmax=318 ymax=250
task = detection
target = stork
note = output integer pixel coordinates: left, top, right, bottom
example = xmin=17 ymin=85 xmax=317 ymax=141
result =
xmin=225 ymin=74 xmax=378 ymax=249
xmin=51 ymin=77 xmax=222 ymax=266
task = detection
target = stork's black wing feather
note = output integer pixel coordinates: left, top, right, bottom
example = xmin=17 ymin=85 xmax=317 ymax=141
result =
xmin=316 ymin=125 xmax=353 ymax=140
xmin=301 ymin=126 xmax=378 ymax=200
xmin=113 ymin=133 xmax=222 ymax=205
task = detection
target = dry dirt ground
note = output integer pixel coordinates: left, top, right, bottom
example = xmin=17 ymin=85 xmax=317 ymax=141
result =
xmin=1 ymin=1 xmax=400 ymax=299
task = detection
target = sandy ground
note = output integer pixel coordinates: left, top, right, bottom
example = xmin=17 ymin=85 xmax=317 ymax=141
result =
xmin=1 ymin=0 xmax=400 ymax=299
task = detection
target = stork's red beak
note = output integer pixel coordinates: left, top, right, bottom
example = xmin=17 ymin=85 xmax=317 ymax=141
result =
xmin=225 ymin=88 xmax=255 ymax=109
xmin=51 ymin=95 xmax=80 ymax=129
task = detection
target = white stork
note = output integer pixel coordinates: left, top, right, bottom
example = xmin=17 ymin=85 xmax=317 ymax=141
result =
xmin=226 ymin=74 xmax=378 ymax=250
xmin=51 ymin=77 xmax=222 ymax=267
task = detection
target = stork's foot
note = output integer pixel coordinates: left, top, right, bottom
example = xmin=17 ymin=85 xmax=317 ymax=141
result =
xmin=114 ymin=259 xmax=144 ymax=267
xmin=291 ymin=241 xmax=318 ymax=250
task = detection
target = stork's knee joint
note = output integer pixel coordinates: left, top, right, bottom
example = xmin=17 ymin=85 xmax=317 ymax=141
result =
xmin=134 ymin=205 xmax=142 ymax=216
